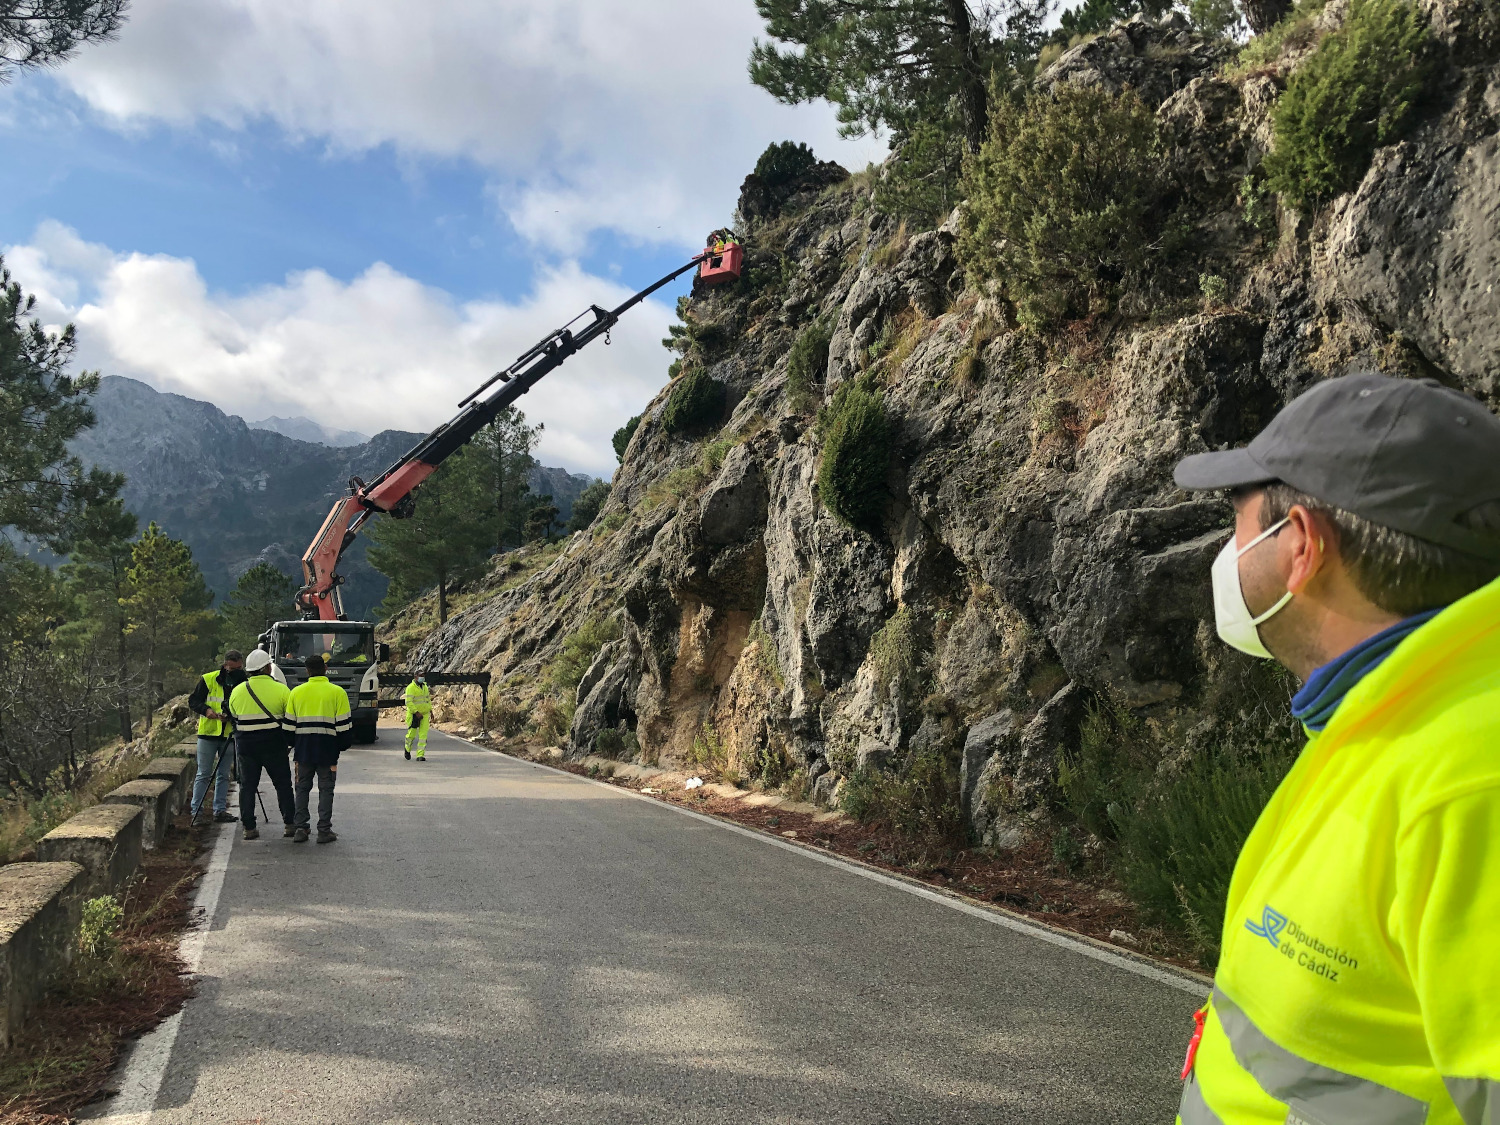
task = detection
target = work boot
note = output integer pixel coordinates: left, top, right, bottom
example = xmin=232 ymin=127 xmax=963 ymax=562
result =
xmin=404 ymin=748 xmax=410 ymax=760
xmin=293 ymin=827 xmax=309 ymax=843
xmin=316 ymin=830 xmax=338 ymax=844
xmin=417 ymin=755 xmax=427 ymax=762
xmin=243 ymin=827 xmax=259 ymax=840
xmin=191 ymin=811 xmax=208 ymax=827
xmin=214 ymin=811 xmax=237 ymax=823
xmin=283 ymin=824 xmax=297 ymax=838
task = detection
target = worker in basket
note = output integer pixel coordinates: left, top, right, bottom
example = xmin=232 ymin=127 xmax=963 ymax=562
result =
xmin=1170 ymin=372 xmax=1500 ymax=1125
xmin=404 ymin=669 xmax=431 ymax=762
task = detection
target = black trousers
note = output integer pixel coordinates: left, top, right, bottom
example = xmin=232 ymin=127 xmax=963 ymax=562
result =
xmin=238 ymin=747 xmax=295 ymax=829
xmin=294 ymin=762 xmax=337 ymax=833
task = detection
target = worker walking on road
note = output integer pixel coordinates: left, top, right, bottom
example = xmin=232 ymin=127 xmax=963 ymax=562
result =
xmin=187 ymin=650 xmax=247 ymax=826
xmin=285 ymin=654 xmax=353 ymax=844
xmin=404 ymin=670 xmax=431 ymax=762
xmin=228 ymin=650 xmax=296 ymax=841
xmin=1171 ymin=373 xmax=1500 ymax=1125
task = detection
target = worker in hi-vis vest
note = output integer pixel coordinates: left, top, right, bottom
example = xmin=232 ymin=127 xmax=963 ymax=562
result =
xmin=1170 ymin=373 xmax=1500 ymax=1125
xmin=403 ymin=670 xmax=431 ymax=762
xmin=186 ymin=649 xmax=247 ymax=825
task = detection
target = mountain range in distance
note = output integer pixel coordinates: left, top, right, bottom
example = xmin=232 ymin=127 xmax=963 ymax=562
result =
xmin=247 ymin=415 xmax=371 ymax=447
xmin=67 ymin=376 xmax=601 ymax=619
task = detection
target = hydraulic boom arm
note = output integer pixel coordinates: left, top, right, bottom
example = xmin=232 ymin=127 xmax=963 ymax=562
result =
xmin=297 ymin=251 xmax=713 ymax=619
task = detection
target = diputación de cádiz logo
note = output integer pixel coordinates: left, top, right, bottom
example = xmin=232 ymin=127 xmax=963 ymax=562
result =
xmin=1245 ymin=904 xmax=1359 ymax=982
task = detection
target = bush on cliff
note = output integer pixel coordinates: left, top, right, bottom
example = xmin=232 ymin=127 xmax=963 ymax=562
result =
xmin=817 ymin=380 xmax=890 ymax=531
xmin=611 ymin=415 xmax=640 ymax=463
xmin=753 ymin=140 xmax=818 ymax=187
xmin=1264 ymin=0 xmax=1435 ymax=209
xmin=958 ymin=85 xmax=1160 ymax=330
xmin=662 ymin=367 xmax=726 ymax=434
xmin=785 ymin=317 xmax=832 ymax=411
xmin=1058 ymin=697 xmax=1304 ymax=966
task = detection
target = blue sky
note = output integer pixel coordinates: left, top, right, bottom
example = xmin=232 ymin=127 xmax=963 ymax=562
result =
xmin=0 ymin=0 xmax=886 ymax=476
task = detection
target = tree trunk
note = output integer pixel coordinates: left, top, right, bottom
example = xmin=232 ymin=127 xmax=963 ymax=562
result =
xmin=438 ymin=578 xmax=448 ymax=626
xmin=115 ymin=614 xmax=132 ymax=740
xmin=945 ymin=0 xmax=987 ymax=154
xmin=1242 ymin=0 xmax=1292 ymax=34
xmin=143 ymin=631 xmax=156 ymax=731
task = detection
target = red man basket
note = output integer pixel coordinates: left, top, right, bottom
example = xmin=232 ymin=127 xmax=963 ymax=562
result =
xmin=699 ymin=242 xmax=744 ymax=287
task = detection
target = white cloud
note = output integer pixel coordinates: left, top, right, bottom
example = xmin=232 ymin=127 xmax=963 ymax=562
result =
xmin=55 ymin=0 xmax=888 ymax=251
xmin=9 ymin=221 xmax=675 ymax=477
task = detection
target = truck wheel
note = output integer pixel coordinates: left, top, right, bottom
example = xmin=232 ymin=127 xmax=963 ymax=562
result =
xmin=354 ymin=721 xmax=378 ymax=744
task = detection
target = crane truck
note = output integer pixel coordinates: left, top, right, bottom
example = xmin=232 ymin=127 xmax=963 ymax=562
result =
xmin=257 ymin=238 xmax=745 ymax=741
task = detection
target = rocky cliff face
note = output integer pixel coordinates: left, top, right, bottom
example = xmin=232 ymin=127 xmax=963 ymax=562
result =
xmin=407 ymin=1 xmax=1500 ymax=844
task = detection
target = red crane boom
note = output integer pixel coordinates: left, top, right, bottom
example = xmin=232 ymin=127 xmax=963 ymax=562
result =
xmin=296 ymin=244 xmax=737 ymax=620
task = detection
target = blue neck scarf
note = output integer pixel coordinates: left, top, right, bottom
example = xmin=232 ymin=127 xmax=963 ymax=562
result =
xmin=1290 ymin=608 xmax=1443 ymax=732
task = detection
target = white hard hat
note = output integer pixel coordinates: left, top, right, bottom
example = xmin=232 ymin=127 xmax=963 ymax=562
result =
xmin=245 ymin=649 xmax=273 ymax=672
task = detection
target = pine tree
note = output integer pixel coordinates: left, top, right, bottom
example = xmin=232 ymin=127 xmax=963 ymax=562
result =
xmin=366 ymin=449 xmax=498 ymax=625
xmin=466 ymin=409 xmax=541 ymax=553
xmin=1 ymin=1 xmax=128 ymax=78
xmin=123 ymin=523 xmax=216 ymax=726
xmin=221 ymin=562 xmax=297 ymax=652
xmin=566 ymin=481 xmax=611 ymax=534
xmin=749 ymin=0 xmax=1051 ymax=154
xmin=523 ymin=496 xmax=561 ymax=544
xmin=0 ymin=257 xmax=126 ymax=551
xmin=59 ymin=496 xmax=139 ymax=739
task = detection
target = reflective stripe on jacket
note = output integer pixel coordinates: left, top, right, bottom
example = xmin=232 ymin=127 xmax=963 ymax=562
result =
xmin=404 ymin=680 xmax=431 ymax=716
xmin=228 ymin=675 xmax=292 ymax=753
xmin=1178 ymin=575 xmax=1500 ymax=1125
xmin=196 ymin=670 xmax=231 ymax=738
xmin=285 ymin=675 xmax=353 ymax=764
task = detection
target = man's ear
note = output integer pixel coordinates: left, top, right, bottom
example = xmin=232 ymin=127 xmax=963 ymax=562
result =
xmin=1283 ymin=504 xmax=1332 ymax=594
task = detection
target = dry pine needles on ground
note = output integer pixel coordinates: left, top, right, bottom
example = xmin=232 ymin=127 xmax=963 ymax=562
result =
xmin=0 ymin=823 xmax=205 ymax=1125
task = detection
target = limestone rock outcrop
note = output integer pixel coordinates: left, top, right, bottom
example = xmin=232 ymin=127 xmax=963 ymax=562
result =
xmin=403 ymin=9 xmax=1500 ymax=843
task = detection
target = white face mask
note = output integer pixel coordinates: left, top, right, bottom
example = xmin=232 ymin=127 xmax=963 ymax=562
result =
xmin=1211 ymin=517 xmax=1292 ymax=659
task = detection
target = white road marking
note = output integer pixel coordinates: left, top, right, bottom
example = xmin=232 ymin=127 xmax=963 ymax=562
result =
xmin=89 ymin=820 xmax=238 ymax=1123
xmin=467 ymin=738 xmax=1210 ymax=996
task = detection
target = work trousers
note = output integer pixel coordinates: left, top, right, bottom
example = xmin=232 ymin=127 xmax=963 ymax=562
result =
xmin=191 ymin=736 xmax=233 ymax=816
xmin=405 ymin=711 xmax=430 ymax=758
xmin=294 ymin=762 xmax=337 ymax=833
xmin=238 ymin=747 xmax=295 ymax=830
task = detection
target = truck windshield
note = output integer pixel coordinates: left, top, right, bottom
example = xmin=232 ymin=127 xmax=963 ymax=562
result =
xmin=277 ymin=630 xmax=372 ymax=667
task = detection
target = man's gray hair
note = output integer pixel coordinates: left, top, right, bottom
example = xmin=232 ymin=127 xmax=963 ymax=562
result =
xmin=1260 ymin=485 xmax=1500 ymax=616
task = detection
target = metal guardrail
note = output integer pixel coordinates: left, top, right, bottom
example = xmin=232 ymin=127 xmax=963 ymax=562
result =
xmin=376 ymin=670 xmax=492 ymax=716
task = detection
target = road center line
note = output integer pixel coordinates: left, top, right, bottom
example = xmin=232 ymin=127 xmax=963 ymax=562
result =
xmin=473 ymin=739 xmax=1210 ymax=996
xmin=90 ymin=819 xmax=238 ymax=1124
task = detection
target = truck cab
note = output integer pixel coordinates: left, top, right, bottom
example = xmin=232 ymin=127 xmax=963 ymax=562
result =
xmin=259 ymin=620 xmax=389 ymax=744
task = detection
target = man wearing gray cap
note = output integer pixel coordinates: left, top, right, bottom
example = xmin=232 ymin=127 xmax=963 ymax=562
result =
xmin=1170 ymin=373 xmax=1500 ymax=1125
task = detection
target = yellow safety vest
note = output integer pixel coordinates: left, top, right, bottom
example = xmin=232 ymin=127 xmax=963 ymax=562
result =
xmin=404 ymin=680 xmax=431 ymax=716
xmin=196 ymin=670 xmax=232 ymax=738
xmin=285 ymin=676 xmax=353 ymax=740
xmin=227 ymin=676 xmax=292 ymax=736
xmin=1179 ymin=575 xmax=1500 ymax=1125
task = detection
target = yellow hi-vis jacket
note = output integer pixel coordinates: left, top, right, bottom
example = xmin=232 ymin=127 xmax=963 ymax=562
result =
xmin=404 ymin=680 xmax=431 ymax=717
xmin=196 ymin=669 xmax=232 ymax=738
xmin=1179 ymin=576 xmax=1500 ymax=1125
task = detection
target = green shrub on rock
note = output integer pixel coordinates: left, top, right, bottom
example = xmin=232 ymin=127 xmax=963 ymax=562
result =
xmin=1264 ymin=0 xmax=1435 ymax=209
xmin=958 ymin=85 xmax=1161 ymax=330
xmin=817 ymin=380 xmax=891 ymax=531
xmin=611 ymin=415 xmax=640 ymax=463
xmin=785 ymin=317 xmax=832 ymax=410
xmin=754 ymin=140 xmax=818 ymax=188
xmin=662 ymin=367 xmax=726 ymax=434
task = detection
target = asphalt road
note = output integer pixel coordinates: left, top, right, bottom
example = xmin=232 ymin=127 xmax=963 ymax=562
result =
xmin=104 ymin=727 xmax=1199 ymax=1124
